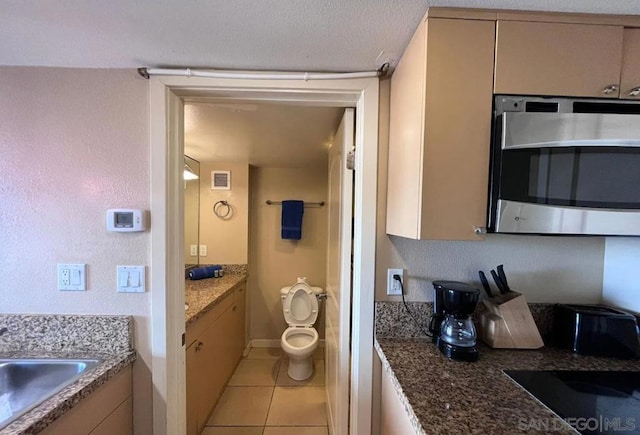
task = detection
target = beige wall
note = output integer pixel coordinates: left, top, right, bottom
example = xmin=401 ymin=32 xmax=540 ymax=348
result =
xmin=248 ymin=166 xmax=328 ymax=340
xmin=184 ymin=176 xmax=200 ymax=264
xmin=199 ymin=161 xmax=249 ymax=264
xmin=0 ymin=67 xmax=152 ymax=434
xmin=375 ymin=79 xmax=605 ymax=304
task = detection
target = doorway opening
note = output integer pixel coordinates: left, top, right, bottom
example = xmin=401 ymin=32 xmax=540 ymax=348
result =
xmin=149 ymin=77 xmax=378 ymax=435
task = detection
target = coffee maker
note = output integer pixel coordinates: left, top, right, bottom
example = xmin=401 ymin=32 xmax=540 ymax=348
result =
xmin=429 ymin=281 xmax=480 ymax=361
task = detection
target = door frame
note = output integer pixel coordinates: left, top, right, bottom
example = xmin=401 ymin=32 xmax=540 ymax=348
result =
xmin=149 ymin=75 xmax=379 ymax=435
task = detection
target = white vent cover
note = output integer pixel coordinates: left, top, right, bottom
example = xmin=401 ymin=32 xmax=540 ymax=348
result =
xmin=211 ymin=171 xmax=231 ymax=190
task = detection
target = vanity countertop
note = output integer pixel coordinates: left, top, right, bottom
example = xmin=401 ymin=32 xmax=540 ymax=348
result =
xmin=185 ymin=270 xmax=247 ymax=327
xmin=375 ymin=337 xmax=640 ymax=435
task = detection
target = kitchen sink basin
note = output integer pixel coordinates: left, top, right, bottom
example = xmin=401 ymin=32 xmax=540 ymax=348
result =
xmin=0 ymin=358 xmax=101 ymax=430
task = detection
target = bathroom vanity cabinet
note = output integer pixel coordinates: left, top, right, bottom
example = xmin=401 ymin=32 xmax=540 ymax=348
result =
xmin=186 ymin=284 xmax=246 ymax=435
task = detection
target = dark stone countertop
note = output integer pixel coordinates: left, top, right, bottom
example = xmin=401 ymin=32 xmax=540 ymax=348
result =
xmin=375 ymin=337 xmax=640 ymax=435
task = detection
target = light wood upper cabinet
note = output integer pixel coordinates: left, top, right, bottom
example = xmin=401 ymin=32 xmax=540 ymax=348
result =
xmin=386 ymin=18 xmax=495 ymax=240
xmin=621 ymin=28 xmax=640 ymax=100
xmin=494 ymin=21 xmax=624 ymax=98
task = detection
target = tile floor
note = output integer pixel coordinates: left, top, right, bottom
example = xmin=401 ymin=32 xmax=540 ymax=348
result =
xmin=203 ymin=347 xmax=328 ymax=435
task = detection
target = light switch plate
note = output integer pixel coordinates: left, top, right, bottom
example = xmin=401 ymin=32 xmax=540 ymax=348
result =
xmin=57 ymin=264 xmax=87 ymax=291
xmin=117 ymin=266 xmax=145 ymax=293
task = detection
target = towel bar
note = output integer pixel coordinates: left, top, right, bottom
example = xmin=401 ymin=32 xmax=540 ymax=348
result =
xmin=265 ymin=200 xmax=325 ymax=207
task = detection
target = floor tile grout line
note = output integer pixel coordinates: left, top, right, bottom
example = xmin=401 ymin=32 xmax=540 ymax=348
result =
xmin=205 ymin=352 xmax=327 ymax=430
xmin=264 ymin=377 xmax=277 ymax=427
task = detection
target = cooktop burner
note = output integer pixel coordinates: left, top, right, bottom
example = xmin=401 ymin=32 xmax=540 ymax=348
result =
xmin=504 ymin=370 xmax=640 ymax=434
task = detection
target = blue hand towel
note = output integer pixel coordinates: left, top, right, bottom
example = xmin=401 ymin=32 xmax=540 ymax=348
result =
xmin=281 ymin=200 xmax=304 ymax=240
xmin=189 ymin=265 xmax=221 ymax=280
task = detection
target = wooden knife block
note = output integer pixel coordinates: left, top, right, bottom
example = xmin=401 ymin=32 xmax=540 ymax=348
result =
xmin=477 ymin=292 xmax=544 ymax=349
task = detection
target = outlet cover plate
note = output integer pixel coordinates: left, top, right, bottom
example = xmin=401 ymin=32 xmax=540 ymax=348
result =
xmin=387 ymin=268 xmax=404 ymax=296
xmin=57 ymin=264 xmax=87 ymax=291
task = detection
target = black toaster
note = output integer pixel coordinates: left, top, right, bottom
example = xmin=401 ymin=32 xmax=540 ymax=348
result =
xmin=553 ymin=304 xmax=640 ymax=359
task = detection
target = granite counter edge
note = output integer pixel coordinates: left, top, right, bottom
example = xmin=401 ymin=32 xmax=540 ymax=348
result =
xmin=374 ymin=338 xmax=428 ymax=435
xmin=185 ymin=274 xmax=247 ymax=328
xmin=1 ymin=350 xmax=137 ymax=435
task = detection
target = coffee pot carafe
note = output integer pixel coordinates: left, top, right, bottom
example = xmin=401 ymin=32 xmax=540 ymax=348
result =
xmin=429 ymin=281 xmax=480 ymax=361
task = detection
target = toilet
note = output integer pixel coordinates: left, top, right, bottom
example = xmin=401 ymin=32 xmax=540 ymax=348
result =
xmin=280 ymin=277 xmax=323 ymax=381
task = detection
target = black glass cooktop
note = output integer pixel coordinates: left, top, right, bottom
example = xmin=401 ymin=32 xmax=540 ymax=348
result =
xmin=505 ymin=370 xmax=640 ymax=434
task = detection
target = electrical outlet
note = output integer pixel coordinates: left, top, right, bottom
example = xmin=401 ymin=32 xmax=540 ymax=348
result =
xmin=199 ymin=245 xmax=207 ymax=257
xmin=60 ymin=268 xmax=70 ymax=286
xmin=387 ymin=268 xmax=404 ymax=296
xmin=190 ymin=245 xmax=198 ymax=256
xmin=57 ymin=264 xmax=86 ymax=291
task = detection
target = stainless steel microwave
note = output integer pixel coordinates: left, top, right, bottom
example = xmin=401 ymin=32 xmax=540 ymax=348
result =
xmin=488 ymin=95 xmax=640 ymax=236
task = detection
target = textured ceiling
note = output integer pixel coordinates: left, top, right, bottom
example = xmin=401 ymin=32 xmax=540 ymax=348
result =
xmin=184 ymin=102 xmax=344 ymax=167
xmin=2 ymin=0 xmax=640 ymax=71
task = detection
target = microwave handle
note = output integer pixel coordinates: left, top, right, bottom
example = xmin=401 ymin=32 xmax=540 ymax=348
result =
xmin=500 ymin=112 xmax=640 ymax=150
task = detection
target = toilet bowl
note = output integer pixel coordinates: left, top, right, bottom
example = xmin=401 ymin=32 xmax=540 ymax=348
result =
xmin=280 ymin=277 xmax=323 ymax=381
xmin=281 ymin=326 xmax=319 ymax=380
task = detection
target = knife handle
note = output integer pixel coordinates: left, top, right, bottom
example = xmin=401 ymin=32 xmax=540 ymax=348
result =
xmin=490 ymin=269 xmax=507 ymax=294
xmin=478 ymin=271 xmax=492 ymax=298
xmin=497 ymin=264 xmax=510 ymax=291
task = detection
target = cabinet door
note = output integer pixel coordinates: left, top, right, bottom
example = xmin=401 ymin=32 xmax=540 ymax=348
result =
xmin=186 ymin=342 xmax=200 ymax=435
xmin=197 ymin=319 xmax=229 ymax=431
xmin=494 ymin=21 xmax=624 ymax=97
xmin=386 ymin=17 xmax=428 ymax=238
xmin=388 ymin=18 xmax=495 ymax=240
xmin=215 ymin=305 xmax=239 ymax=384
xmin=620 ymin=28 xmax=640 ymax=100
xmin=231 ymin=286 xmax=247 ymax=362
xmin=421 ymin=18 xmax=496 ymax=240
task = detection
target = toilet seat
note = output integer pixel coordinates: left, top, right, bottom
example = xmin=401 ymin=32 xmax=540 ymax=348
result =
xmin=281 ymin=327 xmax=319 ymax=354
xmin=282 ymin=283 xmax=319 ymax=327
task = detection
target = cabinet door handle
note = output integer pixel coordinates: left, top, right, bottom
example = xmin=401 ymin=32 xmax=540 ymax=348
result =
xmin=473 ymin=226 xmax=487 ymax=235
xmin=629 ymin=87 xmax=640 ymax=97
xmin=602 ymin=84 xmax=619 ymax=94
xmin=195 ymin=341 xmax=204 ymax=352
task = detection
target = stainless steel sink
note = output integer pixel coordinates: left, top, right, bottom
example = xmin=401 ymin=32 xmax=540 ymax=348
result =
xmin=0 ymin=358 xmax=101 ymax=430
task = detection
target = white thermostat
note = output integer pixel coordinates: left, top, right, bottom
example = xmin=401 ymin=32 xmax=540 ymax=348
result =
xmin=107 ymin=209 xmax=147 ymax=232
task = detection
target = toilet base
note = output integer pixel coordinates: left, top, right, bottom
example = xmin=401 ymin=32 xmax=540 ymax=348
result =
xmin=287 ymin=356 xmax=313 ymax=381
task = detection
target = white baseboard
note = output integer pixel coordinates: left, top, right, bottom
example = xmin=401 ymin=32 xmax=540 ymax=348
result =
xmin=249 ymin=338 xmax=326 ymax=349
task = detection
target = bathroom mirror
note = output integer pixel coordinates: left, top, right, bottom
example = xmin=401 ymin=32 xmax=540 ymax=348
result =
xmin=184 ymin=155 xmax=200 ymax=268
